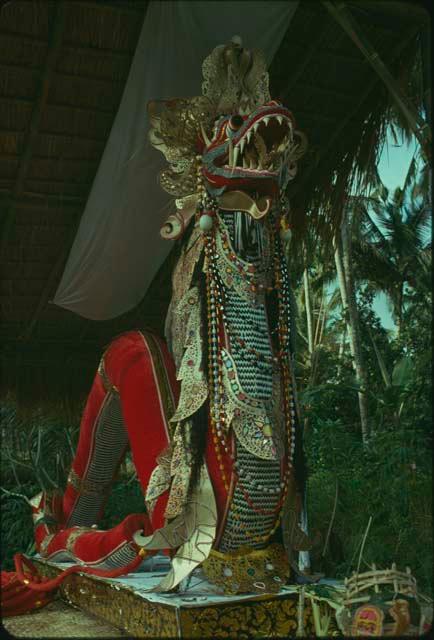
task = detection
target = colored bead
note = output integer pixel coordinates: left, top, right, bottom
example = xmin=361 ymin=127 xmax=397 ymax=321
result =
xmin=200 ymin=214 xmax=214 ymax=232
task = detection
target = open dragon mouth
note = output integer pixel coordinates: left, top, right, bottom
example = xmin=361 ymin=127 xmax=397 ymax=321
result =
xmin=221 ymin=114 xmax=292 ymax=175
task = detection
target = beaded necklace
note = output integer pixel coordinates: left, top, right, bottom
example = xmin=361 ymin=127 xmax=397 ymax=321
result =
xmin=198 ymin=164 xmax=297 ymax=545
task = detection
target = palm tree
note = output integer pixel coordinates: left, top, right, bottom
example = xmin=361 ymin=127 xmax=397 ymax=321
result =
xmin=333 ymin=209 xmax=370 ymax=446
xmin=351 ymin=149 xmax=431 ymax=337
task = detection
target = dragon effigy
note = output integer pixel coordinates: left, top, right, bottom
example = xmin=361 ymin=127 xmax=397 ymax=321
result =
xmin=3 ymin=39 xmax=313 ymax=609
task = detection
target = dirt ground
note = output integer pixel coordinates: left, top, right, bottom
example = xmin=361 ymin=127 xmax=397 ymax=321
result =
xmin=2 ymin=598 xmax=130 ymax=638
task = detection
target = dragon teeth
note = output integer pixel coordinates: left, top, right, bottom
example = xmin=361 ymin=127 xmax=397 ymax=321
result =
xmin=263 ymin=116 xmax=270 ymax=126
xmin=276 ymin=116 xmax=283 ymax=125
xmin=242 ymin=156 xmax=248 ymax=169
xmin=246 ymin=130 xmax=252 ymax=143
xmin=233 ymin=146 xmax=239 ymax=167
xmin=253 ymin=122 xmax=259 ymax=133
xmin=228 ymin=138 xmax=234 ymax=166
xmin=200 ymin=123 xmax=211 ymax=147
xmin=239 ymin=138 xmax=246 ymax=154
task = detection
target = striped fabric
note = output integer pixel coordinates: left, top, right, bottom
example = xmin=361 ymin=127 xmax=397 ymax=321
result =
xmin=85 ymin=541 xmax=139 ymax=570
xmin=66 ymin=391 xmax=128 ymax=528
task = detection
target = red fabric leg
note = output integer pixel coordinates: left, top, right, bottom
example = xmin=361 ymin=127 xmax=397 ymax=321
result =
xmin=35 ymin=330 xmax=180 ymax=566
xmin=107 ymin=331 xmax=179 ymax=530
xmin=61 ymin=373 xmax=108 ymax=526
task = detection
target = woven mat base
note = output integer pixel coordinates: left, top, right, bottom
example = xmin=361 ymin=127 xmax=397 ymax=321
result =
xmin=2 ymin=598 xmax=129 ymax=638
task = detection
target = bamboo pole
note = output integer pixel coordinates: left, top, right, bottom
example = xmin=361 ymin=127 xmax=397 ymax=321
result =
xmin=292 ymin=24 xmax=422 ymax=202
xmin=322 ymin=1 xmax=431 ymax=155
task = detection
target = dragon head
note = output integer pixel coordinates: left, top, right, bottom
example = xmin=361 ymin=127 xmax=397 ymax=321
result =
xmin=149 ymin=38 xmax=307 ymax=239
xmin=201 ymin=100 xmax=306 ymax=198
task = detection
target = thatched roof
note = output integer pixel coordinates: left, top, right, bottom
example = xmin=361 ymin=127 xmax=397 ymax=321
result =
xmin=0 ymin=0 xmax=429 ymax=407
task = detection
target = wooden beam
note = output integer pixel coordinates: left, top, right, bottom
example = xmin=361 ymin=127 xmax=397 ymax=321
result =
xmin=0 ymin=127 xmax=106 ymax=143
xmin=0 ymin=29 xmax=135 ymax=59
xmin=1 ymin=2 xmax=67 ymax=253
xmin=73 ymin=0 xmax=146 ymax=15
xmin=322 ymin=0 xmax=431 ymax=155
xmin=0 ymin=62 xmax=125 ymax=92
xmin=0 ymin=191 xmax=86 ymax=207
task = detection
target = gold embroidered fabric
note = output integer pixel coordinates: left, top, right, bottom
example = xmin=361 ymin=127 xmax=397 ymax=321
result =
xmin=164 ymin=422 xmax=193 ymax=520
xmin=145 ymin=422 xmax=194 ymax=521
xmin=201 ymin=543 xmax=290 ymax=595
xmin=144 ymin=447 xmax=172 ymax=518
xmin=170 ymin=287 xmax=208 ymax=423
xmin=166 ymin=224 xmax=203 ymax=365
xmin=65 ymin=526 xmax=96 ymax=556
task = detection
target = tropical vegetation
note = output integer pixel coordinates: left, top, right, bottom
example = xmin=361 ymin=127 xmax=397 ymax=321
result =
xmin=1 ymin=139 xmax=431 ymax=601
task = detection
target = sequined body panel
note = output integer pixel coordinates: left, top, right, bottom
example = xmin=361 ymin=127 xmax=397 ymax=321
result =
xmin=217 ymin=211 xmax=283 ymax=552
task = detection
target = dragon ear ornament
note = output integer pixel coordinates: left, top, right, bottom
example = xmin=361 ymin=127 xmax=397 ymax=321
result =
xmin=149 ymin=37 xmax=307 ymax=241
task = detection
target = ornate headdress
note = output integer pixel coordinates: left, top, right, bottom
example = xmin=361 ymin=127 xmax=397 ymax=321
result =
xmin=149 ymin=37 xmax=307 ymax=240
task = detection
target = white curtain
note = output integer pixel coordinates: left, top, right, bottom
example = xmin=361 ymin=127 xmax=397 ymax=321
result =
xmin=54 ymin=0 xmax=299 ymax=320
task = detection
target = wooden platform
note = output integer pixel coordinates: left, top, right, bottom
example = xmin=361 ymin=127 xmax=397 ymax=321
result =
xmin=19 ymin=556 xmax=344 ymax=638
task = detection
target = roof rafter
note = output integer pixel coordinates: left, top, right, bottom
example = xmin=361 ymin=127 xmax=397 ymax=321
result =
xmin=279 ymin=17 xmax=343 ymax=99
xmin=1 ymin=2 xmax=67 ymax=254
xmin=0 ymin=30 xmax=134 ymax=59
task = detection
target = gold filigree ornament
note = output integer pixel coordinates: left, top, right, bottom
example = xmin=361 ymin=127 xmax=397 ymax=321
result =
xmin=148 ymin=97 xmax=215 ymax=199
xmin=164 ymin=422 xmax=193 ymax=520
xmin=149 ymin=39 xmax=278 ymax=239
xmin=201 ymin=543 xmax=290 ymax=595
xmin=201 ymin=39 xmax=270 ymax=116
xmin=220 ymin=348 xmax=285 ymax=460
xmin=145 ymin=421 xmax=194 ymax=521
xmin=165 ymin=223 xmax=204 ymax=361
xmin=170 ymin=286 xmax=208 ymax=423
xmin=144 ymin=446 xmax=172 ymax=518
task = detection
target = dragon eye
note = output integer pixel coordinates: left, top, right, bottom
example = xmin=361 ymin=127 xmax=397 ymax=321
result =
xmin=228 ymin=114 xmax=244 ymax=131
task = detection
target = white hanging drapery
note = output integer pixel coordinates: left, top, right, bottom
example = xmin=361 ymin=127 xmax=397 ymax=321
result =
xmin=53 ymin=0 xmax=299 ymax=320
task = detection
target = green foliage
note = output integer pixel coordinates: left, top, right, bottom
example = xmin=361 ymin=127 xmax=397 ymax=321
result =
xmin=305 ymin=419 xmax=432 ymax=593
xmin=1 ymin=486 xmax=39 ymax=571
xmin=99 ymin=474 xmax=146 ymax=531
xmin=0 ymin=404 xmax=145 ymax=572
xmin=0 ymin=155 xmax=431 ymax=600
xmin=0 ymin=405 xmax=80 ymax=571
xmin=299 ymin=255 xmax=432 ymax=595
